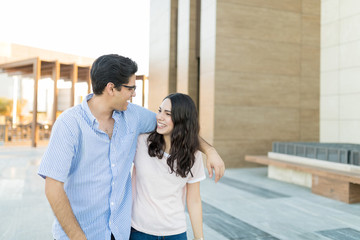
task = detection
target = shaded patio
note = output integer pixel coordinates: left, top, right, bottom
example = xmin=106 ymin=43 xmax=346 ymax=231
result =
xmin=0 ymin=57 xmax=91 ymax=147
xmin=0 ymin=58 xmax=147 ymax=147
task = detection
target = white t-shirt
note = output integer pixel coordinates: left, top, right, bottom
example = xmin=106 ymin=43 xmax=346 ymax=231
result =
xmin=131 ymin=133 xmax=206 ymax=236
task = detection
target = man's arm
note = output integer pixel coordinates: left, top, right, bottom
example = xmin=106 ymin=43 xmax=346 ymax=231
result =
xmin=45 ymin=177 xmax=87 ymax=240
xmin=199 ymin=137 xmax=225 ymax=182
xmin=133 ymin=104 xmax=157 ymax=134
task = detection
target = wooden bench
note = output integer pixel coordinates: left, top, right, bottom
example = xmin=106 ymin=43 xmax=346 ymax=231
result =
xmin=245 ymin=155 xmax=360 ymax=204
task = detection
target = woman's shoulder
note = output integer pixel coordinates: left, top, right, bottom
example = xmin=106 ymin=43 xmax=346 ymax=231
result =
xmin=137 ymin=133 xmax=150 ymax=144
xmin=194 ymin=150 xmax=203 ymax=160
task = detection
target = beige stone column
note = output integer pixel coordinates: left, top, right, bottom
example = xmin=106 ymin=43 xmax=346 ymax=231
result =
xmin=176 ymin=0 xmax=199 ymax=106
xmin=148 ymin=0 xmax=178 ymax=112
xmin=87 ymin=67 xmax=91 ymax=94
xmin=52 ymin=61 xmax=60 ymax=124
xmin=32 ymin=58 xmax=41 ymax=147
xmin=70 ymin=63 xmax=78 ymax=107
xmin=198 ymin=0 xmax=216 ymax=144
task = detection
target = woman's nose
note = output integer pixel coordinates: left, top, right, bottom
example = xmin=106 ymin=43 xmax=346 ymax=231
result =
xmin=156 ymin=112 xmax=163 ymax=120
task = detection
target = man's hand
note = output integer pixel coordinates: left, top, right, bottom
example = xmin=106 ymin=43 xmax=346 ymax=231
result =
xmin=198 ymin=137 xmax=225 ymax=182
xmin=205 ymin=147 xmax=225 ymax=182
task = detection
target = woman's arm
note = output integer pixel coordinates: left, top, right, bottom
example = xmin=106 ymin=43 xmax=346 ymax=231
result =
xmin=131 ymin=165 xmax=137 ymax=200
xmin=186 ymin=182 xmax=203 ymax=239
xmin=199 ymin=137 xmax=225 ymax=182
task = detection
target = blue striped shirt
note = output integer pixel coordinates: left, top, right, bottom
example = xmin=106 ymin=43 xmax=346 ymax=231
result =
xmin=38 ymin=94 xmax=156 ymax=240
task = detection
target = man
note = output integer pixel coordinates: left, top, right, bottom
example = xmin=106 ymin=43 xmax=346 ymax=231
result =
xmin=38 ymin=54 xmax=225 ymax=240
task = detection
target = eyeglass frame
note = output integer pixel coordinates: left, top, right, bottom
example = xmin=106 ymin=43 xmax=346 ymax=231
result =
xmin=118 ymin=84 xmax=136 ymax=91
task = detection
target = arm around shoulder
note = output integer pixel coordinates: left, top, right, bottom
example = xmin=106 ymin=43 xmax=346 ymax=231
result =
xmin=198 ymin=137 xmax=225 ymax=182
xmin=133 ymin=104 xmax=157 ymax=134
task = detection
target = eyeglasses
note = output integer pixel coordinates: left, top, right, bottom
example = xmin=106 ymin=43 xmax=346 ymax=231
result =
xmin=120 ymin=84 xmax=136 ymax=91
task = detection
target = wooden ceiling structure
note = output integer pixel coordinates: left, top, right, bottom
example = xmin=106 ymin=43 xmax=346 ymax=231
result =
xmin=0 ymin=57 xmax=91 ymax=147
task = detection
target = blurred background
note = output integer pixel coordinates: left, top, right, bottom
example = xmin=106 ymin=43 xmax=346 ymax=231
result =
xmin=0 ymin=0 xmax=359 ymax=171
xmin=2 ymin=1 xmax=360 ymax=240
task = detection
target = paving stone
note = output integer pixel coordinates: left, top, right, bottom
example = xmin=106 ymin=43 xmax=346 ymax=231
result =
xmin=1 ymin=146 xmax=360 ymax=240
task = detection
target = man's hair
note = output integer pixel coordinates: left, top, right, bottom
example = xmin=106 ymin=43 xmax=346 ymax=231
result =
xmin=90 ymin=54 xmax=138 ymax=95
xmin=147 ymin=93 xmax=200 ymax=178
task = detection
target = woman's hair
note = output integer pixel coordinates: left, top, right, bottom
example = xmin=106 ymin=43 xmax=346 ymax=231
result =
xmin=147 ymin=93 xmax=200 ymax=178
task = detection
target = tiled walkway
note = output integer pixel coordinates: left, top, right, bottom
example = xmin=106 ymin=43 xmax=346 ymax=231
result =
xmin=1 ymin=146 xmax=360 ymax=240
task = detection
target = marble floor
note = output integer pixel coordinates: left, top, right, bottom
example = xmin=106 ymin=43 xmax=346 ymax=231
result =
xmin=1 ymin=146 xmax=360 ymax=240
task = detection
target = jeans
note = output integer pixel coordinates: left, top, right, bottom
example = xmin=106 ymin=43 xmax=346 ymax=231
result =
xmin=129 ymin=227 xmax=187 ymax=240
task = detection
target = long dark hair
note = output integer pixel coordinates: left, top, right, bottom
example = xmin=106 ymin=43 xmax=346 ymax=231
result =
xmin=147 ymin=93 xmax=200 ymax=178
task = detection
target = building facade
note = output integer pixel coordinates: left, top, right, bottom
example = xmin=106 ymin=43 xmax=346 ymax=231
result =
xmin=148 ymin=0 xmax=321 ymax=167
xmin=320 ymin=0 xmax=360 ymax=143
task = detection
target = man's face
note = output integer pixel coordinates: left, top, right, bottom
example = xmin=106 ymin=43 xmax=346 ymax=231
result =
xmin=112 ymin=74 xmax=137 ymax=111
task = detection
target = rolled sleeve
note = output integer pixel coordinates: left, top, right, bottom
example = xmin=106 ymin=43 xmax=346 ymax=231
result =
xmin=38 ymin=118 xmax=77 ymax=182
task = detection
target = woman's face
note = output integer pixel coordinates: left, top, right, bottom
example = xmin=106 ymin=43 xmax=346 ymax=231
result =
xmin=156 ymin=98 xmax=174 ymax=136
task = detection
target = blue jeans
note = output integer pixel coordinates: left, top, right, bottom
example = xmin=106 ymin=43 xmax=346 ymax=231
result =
xmin=129 ymin=227 xmax=187 ymax=240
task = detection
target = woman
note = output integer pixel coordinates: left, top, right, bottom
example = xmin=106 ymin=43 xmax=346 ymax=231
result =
xmin=130 ymin=93 xmax=205 ymax=240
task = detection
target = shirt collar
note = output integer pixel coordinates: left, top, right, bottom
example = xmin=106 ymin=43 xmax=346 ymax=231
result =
xmin=81 ymin=93 xmax=97 ymax=125
xmin=81 ymin=93 xmax=122 ymax=126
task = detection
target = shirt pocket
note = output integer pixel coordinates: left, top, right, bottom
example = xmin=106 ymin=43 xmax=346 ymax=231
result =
xmin=118 ymin=131 xmax=137 ymax=160
xmin=121 ymin=131 xmax=136 ymax=145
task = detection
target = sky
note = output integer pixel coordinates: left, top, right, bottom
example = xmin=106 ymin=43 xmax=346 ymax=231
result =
xmin=0 ymin=0 xmax=150 ymax=75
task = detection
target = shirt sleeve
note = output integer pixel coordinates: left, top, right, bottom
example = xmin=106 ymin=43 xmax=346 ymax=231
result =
xmin=134 ymin=104 xmax=157 ymax=134
xmin=133 ymin=134 xmax=148 ymax=165
xmin=37 ymin=118 xmax=77 ymax=182
xmin=187 ymin=151 xmax=206 ymax=184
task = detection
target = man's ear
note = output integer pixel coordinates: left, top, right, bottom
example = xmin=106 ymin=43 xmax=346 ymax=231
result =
xmin=105 ymin=82 xmax=115 ymax=95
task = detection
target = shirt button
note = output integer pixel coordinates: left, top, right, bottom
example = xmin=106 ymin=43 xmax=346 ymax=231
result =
xmin=112 ymin=164 xmax=115 ymax=167
xmin=111 ymin=202 xmax=114 ymax=206
xmin=112 ymin=182 xmax=115 ymax=185
xmin=109 ymin=221 xmax=111 ymax=225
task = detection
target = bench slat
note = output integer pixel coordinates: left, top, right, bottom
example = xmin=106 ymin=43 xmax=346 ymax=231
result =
xmin=245 ymin=155 xmax=360 ymax=185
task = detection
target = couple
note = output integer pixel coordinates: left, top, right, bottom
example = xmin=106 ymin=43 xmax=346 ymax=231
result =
xmin=38 ymin=54 xmax=225 ymax=240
